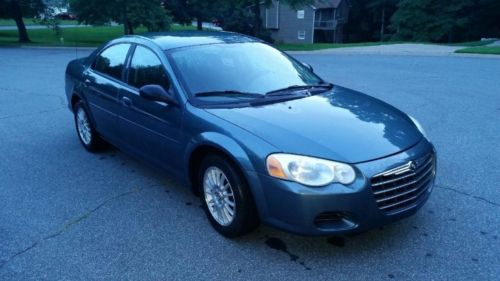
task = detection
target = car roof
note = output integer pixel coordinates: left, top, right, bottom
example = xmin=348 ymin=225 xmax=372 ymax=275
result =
xmin=128 ymin=31 xmax=262 ymax=51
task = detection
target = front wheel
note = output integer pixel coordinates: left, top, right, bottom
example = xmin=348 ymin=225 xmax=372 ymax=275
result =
xmin=199 ymin=155 xmax=259 ymax=237
xmin=73 ymin=101 xmax=107 ymax=152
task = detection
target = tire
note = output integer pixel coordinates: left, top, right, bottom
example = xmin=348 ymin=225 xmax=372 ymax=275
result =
xmin=73 ymin=101 xmax=107 ymax=152
xmin=198 ymin=154 xmax=260 ymax=237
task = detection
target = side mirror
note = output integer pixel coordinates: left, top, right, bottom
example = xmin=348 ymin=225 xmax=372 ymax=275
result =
xmin=302 ymin=62 xmax=314 ymax=73
xmin=139 ymin=84 xmax=177 ymax=105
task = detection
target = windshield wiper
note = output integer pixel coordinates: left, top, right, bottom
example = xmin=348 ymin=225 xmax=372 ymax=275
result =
xmin=265 ymin=83 xmax=333 ymax=96
xmin=194 ymin=90 xmax=262 ymax=98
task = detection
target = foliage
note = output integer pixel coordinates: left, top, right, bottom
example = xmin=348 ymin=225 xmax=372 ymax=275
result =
xmin=34 ymin=5 xmax=63 ymax=38
xmin=345 ymin=0 xmax=399 ymax=42
xmin=163 ymin=0 xmax=224 ymax=30
xmin=70 ymin=0 xmax=171 ymax=34
xmin=391 ymin=0 xmax=475 ymax=42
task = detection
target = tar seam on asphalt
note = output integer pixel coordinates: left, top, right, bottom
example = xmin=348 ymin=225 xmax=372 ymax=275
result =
xmin=0 ymin=184 xmax=164 ymax=270
xmin=435 ymin=184 xmax=500 ymax=207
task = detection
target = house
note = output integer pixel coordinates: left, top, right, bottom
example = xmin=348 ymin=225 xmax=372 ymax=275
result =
xmin=261 ymin=0 xmax=350 ymax=44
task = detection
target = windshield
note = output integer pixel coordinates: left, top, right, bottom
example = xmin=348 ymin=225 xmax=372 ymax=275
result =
xmin=168 ymin=42 xmax=323 ymax=104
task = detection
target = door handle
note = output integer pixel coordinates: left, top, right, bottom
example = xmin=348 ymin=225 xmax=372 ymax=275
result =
xmin=83 ymin=79 xmax=91 ymax=87
xmin=121 ymin=97 xmax=132 ymax=107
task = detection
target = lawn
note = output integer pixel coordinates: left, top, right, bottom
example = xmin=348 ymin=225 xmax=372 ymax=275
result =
xmin=0 ymin=18 xmax=79 ymax=26
xmin=446 ymin=40 xmax=495 ymax=47
xmin=455 ymin=46 xmax=500 ymax=55
xmin=0 ymin=25 xmax=197 ymax=47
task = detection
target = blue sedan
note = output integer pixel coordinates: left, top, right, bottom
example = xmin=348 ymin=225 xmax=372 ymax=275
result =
xmin=65 ymin=31 xmax=436 ymax=237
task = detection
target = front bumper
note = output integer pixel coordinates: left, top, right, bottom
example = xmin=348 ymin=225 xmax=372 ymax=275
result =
xmin=248 ymin=139 xmax=436 ymax=236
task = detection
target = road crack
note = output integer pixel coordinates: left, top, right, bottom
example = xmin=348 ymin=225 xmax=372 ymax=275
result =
xmin=435 ymin=184 xmax=499 ymax=207
xmin=0 ymin=184 xmax=163 ymax=270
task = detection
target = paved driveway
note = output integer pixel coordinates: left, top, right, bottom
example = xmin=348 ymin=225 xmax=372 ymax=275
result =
xmin=291 ymin=43 xmax=464 ymax=56
xmin=0 ymin=47 xmax=499 ymax=281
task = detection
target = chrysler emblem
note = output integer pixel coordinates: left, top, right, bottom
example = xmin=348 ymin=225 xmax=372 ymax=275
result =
xmin=409 ymin=161 xmax=417 ymax=171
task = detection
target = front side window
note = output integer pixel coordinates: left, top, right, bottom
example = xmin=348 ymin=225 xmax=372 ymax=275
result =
xmin=93 ymin=44 xmax=130 ymax=80
xmin=128 ymin=46 xmax=170 ymax=90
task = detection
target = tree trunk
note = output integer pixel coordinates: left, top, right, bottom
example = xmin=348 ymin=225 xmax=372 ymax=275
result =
xmin=9 ymin=0 xmax=30 ymax=43
xmin=197 ymin=18 xmax=203 ymax=31
xmin=448 ymin=28 xmax=454 ymax=43
xmin=127 ymin=21 xmax=134 ymax=35
xmin=380 ymin=5 xmax=386 ymax=41
xmin=253 ymin=0 xmax=261 ymax=36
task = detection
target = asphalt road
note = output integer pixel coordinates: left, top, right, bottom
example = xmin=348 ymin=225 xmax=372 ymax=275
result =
xmin=0 ymin=47 xmax=499 ymax=281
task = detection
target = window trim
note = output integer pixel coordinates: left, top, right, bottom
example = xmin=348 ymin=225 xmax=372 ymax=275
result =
xmin=298 ymin=30 xmax=306 ymax=40
xmin=297 ymin=10 xmax=305 ymax=19
xmin=90 ymin=43 xmax=133 ymax=83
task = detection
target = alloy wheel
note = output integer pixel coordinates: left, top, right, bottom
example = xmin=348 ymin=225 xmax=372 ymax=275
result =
xmin=76 ymin=107 xmax=92 ymax=145
xmin=203 ymin=166 xmax=236 ymax=226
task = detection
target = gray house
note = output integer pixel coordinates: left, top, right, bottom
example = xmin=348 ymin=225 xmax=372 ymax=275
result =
xmin=261 ymin=0 xmax=350 ymax=44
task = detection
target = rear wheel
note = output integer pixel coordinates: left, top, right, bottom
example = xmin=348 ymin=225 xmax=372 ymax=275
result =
xmin=199 ymin=155 xmax=259 ymax=237
xmin=73 ymin=101 xmax=107 ymax=152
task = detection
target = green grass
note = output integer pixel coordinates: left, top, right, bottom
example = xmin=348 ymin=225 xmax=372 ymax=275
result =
xmin=445 ymin=40 xmax=495 ymax=47
xmin=0 ymin=25 xmax=197 ymax=47
xmin=0 ymin=18 xmax=79 ymax=26
xmin=275 ymin=41 xmax=405 ymax=51
xmin=455 ymin=46 xmax=500 ymax=55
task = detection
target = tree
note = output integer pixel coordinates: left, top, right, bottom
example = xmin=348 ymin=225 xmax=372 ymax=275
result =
xmin=0 ymin=0 xmax=45 ymax=42
xmin=367 ymin=0 xmax=399 ymax=41
xmin=467 ymin=0 xmax=500 ymax=40
xmin=391 ymin=0 xmax=475 ymax=43
xmin=163 ymin=0 xmax=224 ymax=31
xmin=70 ymin=0 xmax=171 ymax=35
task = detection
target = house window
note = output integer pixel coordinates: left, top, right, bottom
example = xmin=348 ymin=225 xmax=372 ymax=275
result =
xmin=297 ymin=10 xmax=305 ymax=19
xmin=298 ymin=30 xmax=306 ymax=40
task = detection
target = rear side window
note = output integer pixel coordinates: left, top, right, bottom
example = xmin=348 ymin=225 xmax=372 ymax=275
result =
xmin=128 ymin=46 xmax=170 ymax=90
xmin=92 ymin=44 xmax=131 ymax=80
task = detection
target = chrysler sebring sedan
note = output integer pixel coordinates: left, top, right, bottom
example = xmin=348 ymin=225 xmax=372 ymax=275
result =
xmin=65 ymin=31 xmax=436 ymax=237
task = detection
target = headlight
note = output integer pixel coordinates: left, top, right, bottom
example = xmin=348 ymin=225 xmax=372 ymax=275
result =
xmin=409 ymin=115 xmax=428 ymax=139
xmin=266 ymin=154 xmax=356 ymax=187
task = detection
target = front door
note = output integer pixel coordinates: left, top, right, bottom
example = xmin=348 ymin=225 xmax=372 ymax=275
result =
xmin=83 ymin=43 xmax=131 ymax=142
xmin=118 ymin=45 xmax=184 ymax=174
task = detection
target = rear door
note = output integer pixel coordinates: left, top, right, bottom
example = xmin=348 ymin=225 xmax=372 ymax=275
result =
xmin=83 ymin=43 xmax=131 ymax=142
xmin=118 ymin=45 xmax=184 ymax=173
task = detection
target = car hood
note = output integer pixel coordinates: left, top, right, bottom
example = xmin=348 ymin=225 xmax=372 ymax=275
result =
xmin=205 ymin=86 xmax=422 ymax=164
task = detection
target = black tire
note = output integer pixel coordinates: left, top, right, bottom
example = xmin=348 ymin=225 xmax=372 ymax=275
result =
xmin=73 ymin=101 xmax=107 ymax=152
xmin=198 ymin=154 xmax=260 ymax=238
